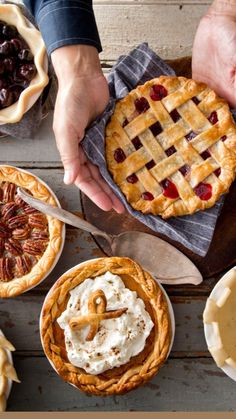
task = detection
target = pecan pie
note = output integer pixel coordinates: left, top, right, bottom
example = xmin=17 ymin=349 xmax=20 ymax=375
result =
xmin=105 ymin=76 xmax=236 ymax=218
xmin=0 ymin=166 xmax=64 ymax=298
xmin=40 ymin=257 xmax=171 ymax=395
xmin=0 ymin=4 xmax=48 ymax=124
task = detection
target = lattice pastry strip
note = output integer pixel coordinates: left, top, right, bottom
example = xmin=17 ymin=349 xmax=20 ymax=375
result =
xmin=105 ymin=76 xmax=236 ymax=217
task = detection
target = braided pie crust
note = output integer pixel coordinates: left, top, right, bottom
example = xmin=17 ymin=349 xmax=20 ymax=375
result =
xmin=106 ymin=76 xmax=236 ymax=218
xmin=0 ymin=166 xmax=64 ymax=298
xmin=41 ymin=257 xmax=171 ymax=396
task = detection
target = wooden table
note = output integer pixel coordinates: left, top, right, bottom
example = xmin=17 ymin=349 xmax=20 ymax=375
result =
xmin=1 ymin=0 xmax=236 ymax=412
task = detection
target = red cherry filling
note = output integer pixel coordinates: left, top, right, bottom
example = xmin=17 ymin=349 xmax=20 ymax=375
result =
xmin=185 ymin=131 xmax=197 ymax=142
xmin=114 ymin=148 xmax=126 ymax=163
xmin=142 ymin=191 xmax=154 ymax=201
xmin=208 ymin=111 xmax=218 ymax=125
xmin=201 ymin=150 xmax=211 ymax=160
xmin=221 ymin=135 xmax=227 ymax=142
xmin=149 ymin=121 xmax=162 ymax=136
xmin=179 ymin=164 xmax=191 ymax=177
xmin=166 ymin=146 xmax=176 ymax=157
xmin=127 ymin=173 xmax=138 ymax=184
xmin=192 ymin=96 xmax=200 ymax=105
xmin=150 ymin=84 xmax=167 ymax=101
xmin=214 ymin=168 xmax=221 ymax=177
xmin=194 ymin=182 xmax=212 ymax=200
xmin=132 ymin=136 xmax=143 ymax=150
xmin=146 ymin=160 xmax=155 ymax=170
xmin=170 ymin=109 xmax=181 ymax=123
xmin=161 ymin=179 xmax=179 ymax=199
xmin=122 ymin=118 xmax=129 ymax=128
xmin=134 ymin=97 xmax=150 ymax=113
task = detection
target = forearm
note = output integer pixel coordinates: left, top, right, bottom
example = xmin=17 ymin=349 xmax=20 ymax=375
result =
xmin=23 ymin=0 xmax=102 ymax=55
xmin=209 ymin=0 xmax=236 ymax=16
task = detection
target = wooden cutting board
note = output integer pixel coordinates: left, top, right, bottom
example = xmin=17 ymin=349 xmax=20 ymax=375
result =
xmin=81 ymin=57 xmax=236 ymax=278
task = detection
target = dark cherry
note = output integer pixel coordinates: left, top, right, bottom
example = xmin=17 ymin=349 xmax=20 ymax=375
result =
xmin=166 ymin=146 xmax=176 ymax=157
xmin=114 ymin=148 xmax=126 ymax=163
xmin=201 ymin=150 xmax=211 ymax=160
xmin=161 ymin=179 xmax=179 ymax=199
xmin=142 ymin=191 xmax=154 ymax=201
xmin=179 ymin=164 xmax=191 ymax=177
xmin=122 ymin=118 xmax=129 ymax=128
xmin=134 ymin=97 xmax=150 ymax=114
xmin=192 ymin=96 xmax=200 ymax=105
xmin=18 ymin=49 xmax=33 ymax=61
xmin=15 ymin=63 xmax=36 ymax=82
xmin=185 ymin=131 xmax=197 ymax=142
xmin=146 ymin=160 xmax=156 ymax=170
xmin=208 ymin=111 xmax=218 ymax=125
xmin=170 ymin=109 xmax=181 ymax=123
xmin=2 ymin=25 xmax=17 ymax=39
xmin=3 ymin=57 xmax=15 ymax=73
xmin=194 ymin=182 xmax=212 ymax=200
xmin=0 ymin=88 xmax=14 ymax=108
xmin=221 ymin=135 xmax=227 ymax=142
xmin=0 ymin=41 xmax=13 ymax=55
xmin=132 ymin=136 xmax=143 ymax=150
xmin=10 ymin=38 xmax=24 ymax=53
xmin=126 ymin=173 xmax=138 ymax=184
xmin=0 ymin=60 xmax=4 ymax=75
xmin=0 ymin=78 xmax=8 ymax=89
xmin=150 ymin=84 xmax=167 ymax=101
xmin=149 ymin=121 xmax=162 ymax=136
xmin=214 ymin=168 xmax=221 ymax=177
xmin=9 ymin=85 xmax=24 ymax=102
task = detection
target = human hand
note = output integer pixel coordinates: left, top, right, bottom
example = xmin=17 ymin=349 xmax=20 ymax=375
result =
xmin=192 ymin=0 xmax=236 ymax=107
xmin=51 ymin=45 xmax=125 ymax=213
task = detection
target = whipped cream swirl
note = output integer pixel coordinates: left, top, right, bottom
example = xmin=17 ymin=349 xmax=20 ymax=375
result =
xmin=57 ymin=271 xmax=154 ymax=375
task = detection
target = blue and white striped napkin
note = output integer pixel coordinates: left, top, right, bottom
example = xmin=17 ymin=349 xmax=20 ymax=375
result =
xmin=82 ymin=43 xmax=225 ymax=257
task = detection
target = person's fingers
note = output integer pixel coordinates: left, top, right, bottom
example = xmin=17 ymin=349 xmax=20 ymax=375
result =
xmin=86 ymin=159 xmax=125 ymax=214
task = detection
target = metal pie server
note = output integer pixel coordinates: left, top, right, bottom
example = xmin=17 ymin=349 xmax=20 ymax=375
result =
xmin=17 ymin=188 xmax=202 ymax=285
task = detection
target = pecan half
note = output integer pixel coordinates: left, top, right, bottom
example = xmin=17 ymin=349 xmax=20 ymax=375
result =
xmin=0 ymin=222 xmax=10 ymax=238
xmin=23 ymin=239 xmax=46 ymax=256
xmin=14 ymin=194 xmax=27 ymax=208
xmin=23 ymin=205 xmax=40 ymax=215
xmin=12 ymin=226 xmax=31 ymax=240
xmin=31 ymin=230 xmax=49 ymax=241
xmin=15 ymin=254 xmax=32 ymax=276
xmin=5 ymin=238 xmax=23 ymax=256
xmin=28 ymin=213 xmax=47 ymax=229
xmin=0 ymin=238 xmax=4 ymax=256
xmin=1 ymin=202 xmax=17 ymax=221
xmin=0 ymin=257 xmax=13 ymax=281
xmin=2 ymin=182 xmax=16 ymax=203
xmin=7 ymin=214 xmax=28 ymax=229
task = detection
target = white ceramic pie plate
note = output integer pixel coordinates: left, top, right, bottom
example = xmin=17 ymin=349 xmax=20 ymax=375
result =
xmin=39 ymin=258 xmax=175 ymax=383
xmin=204 ymin=267 xmax=236 ymax=381
xmin=0 ymin=329 xmax=13 ymax=400
xmin=0 ymin=165 xmax=66 ymax=293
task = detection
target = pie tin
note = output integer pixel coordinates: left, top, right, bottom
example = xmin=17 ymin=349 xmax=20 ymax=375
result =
xmin=204 ymin=267 xmax=236 ymax=381
xmin=0 ymin=329 xmax=13 ymax=400
xmin=39 ymin=258 xmax=175 ymax=385
xmin=0 ymin=165 xmax=66 ymax=294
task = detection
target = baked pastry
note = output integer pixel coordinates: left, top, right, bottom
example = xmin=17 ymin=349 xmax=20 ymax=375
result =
xmin=105 ymin=76 xmax=236 ymax=218
xmin=0 ymin=4 xmax=48 ymax=123
xmin=0 ymin=165 xmax=64 ymax=298
xmin=0 ymin=331 xmax=20 ymax=412
xmin=41 ymin=257 xmax=171 ymax=395
xmin=203 ymin=267 xmax=236 ymax=373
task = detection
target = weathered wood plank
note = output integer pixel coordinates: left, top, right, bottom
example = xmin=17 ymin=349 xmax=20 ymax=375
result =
xmin=0 ymin=296 xmax=207 ymax=353
xmin=7 ymin=357 xmax=231 ymax=411
xmin=94 ymin=4 xmax=208 ymax=60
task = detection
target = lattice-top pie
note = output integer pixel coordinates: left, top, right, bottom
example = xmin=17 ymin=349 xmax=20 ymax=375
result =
xmin=0 ymin=166 xmax=64 ymax=298
xmin=40 ymin=257 xmax=171 ymax=395
xmin=105 ymin=76 xmax=236 ymax=218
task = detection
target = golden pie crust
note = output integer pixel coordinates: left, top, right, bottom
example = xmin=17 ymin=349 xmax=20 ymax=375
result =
xmin=0 ymin=4 xmax=48 ymax=124
xmin=41 ymin=257 xmax=171 ymax=396
xmin=105 ymin=76 xmax=236 ymax=218
xmin=0 ymin=166 xmax=64 ymax=298
xmin=203 ymin=267 xmax=236 ymax=370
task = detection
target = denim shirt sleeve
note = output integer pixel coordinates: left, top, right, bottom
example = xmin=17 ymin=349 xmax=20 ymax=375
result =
xmin=23 ymin=0 xmax=102 ymax=55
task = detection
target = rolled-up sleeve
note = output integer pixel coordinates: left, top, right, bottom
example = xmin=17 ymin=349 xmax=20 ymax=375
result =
xmin=24 ymin=0 xmax=102 ymax=55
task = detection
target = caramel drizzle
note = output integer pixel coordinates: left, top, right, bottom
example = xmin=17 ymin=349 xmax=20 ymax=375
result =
xmin=69 ymin=289 xmax=128 ymax=341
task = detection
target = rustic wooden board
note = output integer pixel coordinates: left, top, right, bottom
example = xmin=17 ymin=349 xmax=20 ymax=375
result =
xmin=7 ymin=357 xmax=233 ymax=412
